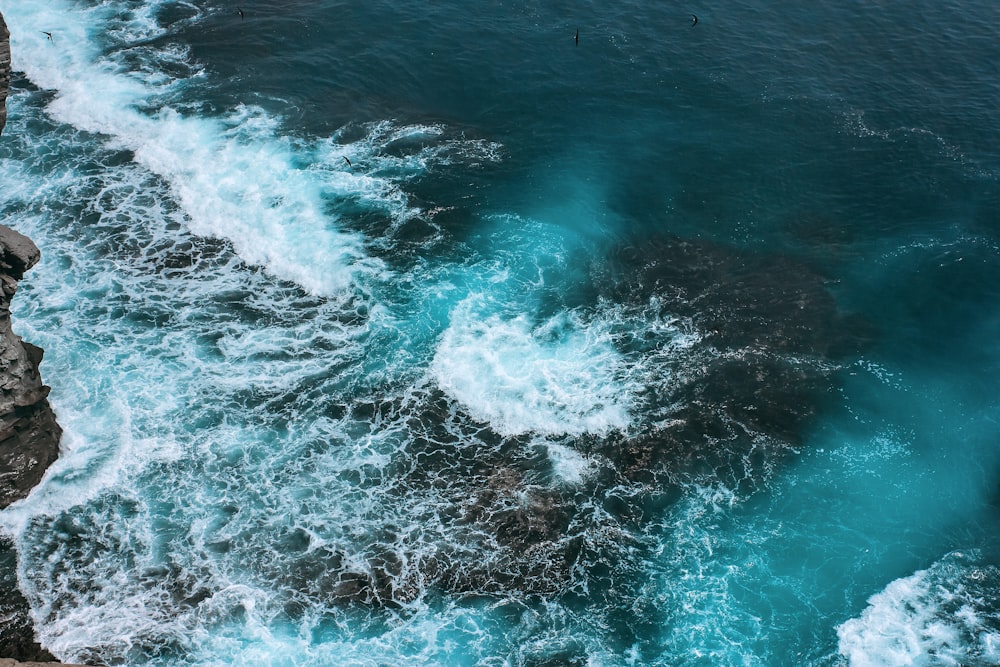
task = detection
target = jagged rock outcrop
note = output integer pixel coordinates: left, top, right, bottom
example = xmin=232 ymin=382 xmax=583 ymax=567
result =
xmin=0 ymin=226 xmax=61 ymax=509
xmin=0 ymin=11 xmax=9 ymax=134
xmin=0 ymin=661 xmax=90 ymax=667
xmin=0 ymin=230 xmax=64 ymax=664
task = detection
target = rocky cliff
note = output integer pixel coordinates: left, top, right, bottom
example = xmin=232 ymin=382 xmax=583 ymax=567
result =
xmin=0 ymin=12 xmax=75 ymax=665
xmin=0 ymin=225 xmax=62 ymax=666
xmin=0 ymin=226 xmax=62 ymax=508
xmin=0 ymin=12 xmax=8 ymax=133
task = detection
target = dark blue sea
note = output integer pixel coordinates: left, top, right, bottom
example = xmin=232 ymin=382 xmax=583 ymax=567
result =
xmin=1 ymin=1 xmax=999 ymax=665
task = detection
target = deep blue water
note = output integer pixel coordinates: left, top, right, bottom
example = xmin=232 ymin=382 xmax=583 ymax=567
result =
xmin=1 ymin=1 xmax=1000 ymax=665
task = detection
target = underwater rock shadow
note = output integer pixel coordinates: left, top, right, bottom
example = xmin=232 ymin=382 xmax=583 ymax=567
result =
xmin=251 ymin=234 xmax=875 ymax=614
xmin=51 ymin=234 xmax=878 ymax=664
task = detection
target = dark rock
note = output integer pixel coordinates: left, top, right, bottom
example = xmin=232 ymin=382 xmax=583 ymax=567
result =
xmin=0 ymin=226 xmax=62 ymax=509
xmin=0 ymin=661 xmax=91 ymax=667
xmin=0 ymin=11 xmax=8 ymax=136
xmin=0 ymin=224 xmax=64 ymax=661
xmin=0 ymin=538 xmax=58 ymax=663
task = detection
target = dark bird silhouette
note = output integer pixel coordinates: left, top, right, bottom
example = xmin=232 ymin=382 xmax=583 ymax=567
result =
xmin=343 ymin=156 xmax=352 ymax=168
xmin=237 ymin=7 xmax=245 ymax=19
xmin=41 ymin=31 xmax=53 ymax=41
xmin=691 ymin=14 xmax=698 ymax=26
xmin=575 ymin=29 xmax=579 ymax=45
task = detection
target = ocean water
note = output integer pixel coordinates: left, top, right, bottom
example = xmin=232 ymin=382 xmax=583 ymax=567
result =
xmin=1 ymin=0 xmax=999 ymax=665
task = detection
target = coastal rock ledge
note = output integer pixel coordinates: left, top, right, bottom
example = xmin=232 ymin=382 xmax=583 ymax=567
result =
xmin=0 ymin=224 xmax=62 ymax=508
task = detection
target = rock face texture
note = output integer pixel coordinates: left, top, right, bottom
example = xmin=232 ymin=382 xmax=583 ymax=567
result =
xmin=0 ymin=226 xmax=61 ymax=509
xmin=0 ymin=12 xmax=8 ymax=133
xmin=0 ymin=538 xmax=58 ymax=663
xmin=0 ymin=661 xmax=88 ymax=667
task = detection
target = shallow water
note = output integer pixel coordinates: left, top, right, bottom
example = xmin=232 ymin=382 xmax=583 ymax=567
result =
xmin=1 ymin=1 xmax=999 ymax=665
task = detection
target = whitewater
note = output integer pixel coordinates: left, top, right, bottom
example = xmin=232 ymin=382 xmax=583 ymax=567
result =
xmin=2 ymin=0 xmax=1000 ymax=665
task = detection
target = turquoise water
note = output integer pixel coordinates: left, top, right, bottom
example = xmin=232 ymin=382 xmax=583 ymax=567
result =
xmin=1 ymin=1 xmax=999 ymax=665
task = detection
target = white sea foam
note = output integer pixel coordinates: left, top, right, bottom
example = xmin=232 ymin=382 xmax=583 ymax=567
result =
xmin=0 ymin=120 xmax=598 ymax=662
xmin=0 ymin=11 xmax=542 ymax=660
xmin=837 ymin=553 xmax=1000 ymax=667
xmin=544 ymin=443 xmax=596 ymax=485
xmin=8 ymin=2 xmax=978 ymax=665
xmin=5 ymin=3 xmax=367 ymax=295
xmin=431 ymin=296 xmax=633 ymax=437
xmin=2 ymin=3 xmax=505 ymax=296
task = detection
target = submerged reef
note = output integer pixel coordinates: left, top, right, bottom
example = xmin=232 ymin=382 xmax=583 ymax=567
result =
xmin=205 ymin=232 xmax=866 ymax=640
